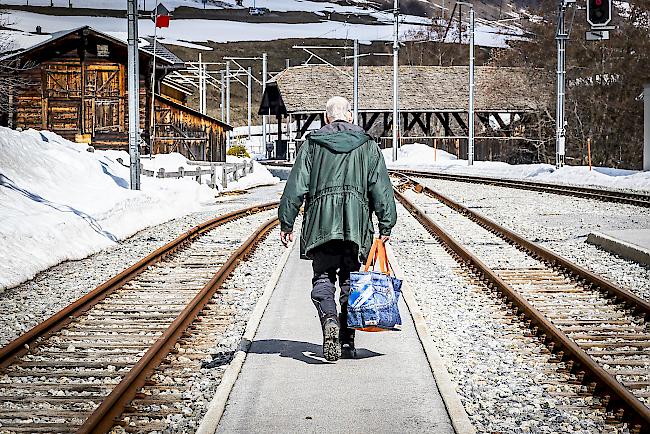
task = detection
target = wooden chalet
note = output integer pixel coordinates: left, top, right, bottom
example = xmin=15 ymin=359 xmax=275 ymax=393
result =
xmin=260 ymin=65 xmax=551 ymax=160
xmin=1 ymin=26 xmax=231 ymax=161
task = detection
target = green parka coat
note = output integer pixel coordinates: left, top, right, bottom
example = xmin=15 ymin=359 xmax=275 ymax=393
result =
xmin=278 ymin=121 xmax=397 ymax=261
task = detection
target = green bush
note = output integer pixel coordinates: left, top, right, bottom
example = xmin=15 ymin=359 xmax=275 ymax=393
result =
xmin=226 ymin=145 xmax=250 ymax=158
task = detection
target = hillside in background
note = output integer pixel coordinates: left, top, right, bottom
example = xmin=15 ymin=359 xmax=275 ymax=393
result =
xmin=2 ymin=0 xmax=649 ymax=169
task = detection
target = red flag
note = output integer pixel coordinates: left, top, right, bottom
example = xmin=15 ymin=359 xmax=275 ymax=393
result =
xmin=155 ymin=14 xmax=170 ymax=28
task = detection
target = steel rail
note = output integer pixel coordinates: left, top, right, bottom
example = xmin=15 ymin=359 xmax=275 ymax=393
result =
xmin=78 ymin=215 xmax=279 ymax=433
xmin=395 ymin=173 xmax=650 ymax=318
xmin=394 ymin=181 xmax=650 ymax=432
xmin=393 ymin=184 xmax=650 ymax=431
xmin=0 ymin=202 xmax=279 ymax=370
xmin=391 ymin=168 xmax=650 ymax=208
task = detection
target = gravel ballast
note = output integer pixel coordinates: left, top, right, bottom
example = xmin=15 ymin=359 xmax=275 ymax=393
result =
xmin=0 ymin=184 xmax=284 ymax=347
xmin=117 ymin=221 xmax=298 ymax=433
xmin=413 ymin=177 xmax=650 ymax=301
xmin=391 ymin=201 xmax=624 ymax=434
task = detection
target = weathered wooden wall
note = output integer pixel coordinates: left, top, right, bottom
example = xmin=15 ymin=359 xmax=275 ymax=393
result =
xmin=7 ymin=36 xmax=228 ymax=162
xmin=154 ymin=96 xmax=227 ymax=162
xmin=13 ymin=53 xmax=146 ymax=149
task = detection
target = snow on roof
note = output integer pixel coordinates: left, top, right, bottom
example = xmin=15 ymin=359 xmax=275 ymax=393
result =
xmin=270 ymin=65 xmax=551 ymax=113
xmin=2 ymin=26 xmax=183 ymax=65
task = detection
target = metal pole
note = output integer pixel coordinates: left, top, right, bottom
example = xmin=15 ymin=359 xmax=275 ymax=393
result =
xmin=643 ymin=83 xmax=650 ymax=171
xmin=262 ymin=52 xmax=268 ymax=157
xmin=127 ymin=0 xmax=141 ymax=190
xmin=149 ymin=9 xmax=158 ymax=160
xmin=247 ymin=66 xmax=252 ymax=139
xmin=198 ymin=53 xmax=205 ymax=114
xmin=392 ymin=0 xmax=399 ymax=162
xmin=555 ymin=1 xmax=568 ymax=168
xmin=226 ymin=60 xmax=231 ymax=148
xmin=220 ymin=70 xmax=225 ymax=121
xmin=468 ymin=6 xmax=475 ymax=166
xmin=353 ymin=39 xmax=359 ymax=125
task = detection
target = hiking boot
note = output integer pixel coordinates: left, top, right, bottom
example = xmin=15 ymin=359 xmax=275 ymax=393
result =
xmin=339 ymin=313 xmax=356 ymax=359
xmin=322 ymin=316 xmax=341 ymax=362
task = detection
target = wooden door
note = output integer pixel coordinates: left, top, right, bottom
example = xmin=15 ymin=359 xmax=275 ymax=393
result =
xmin=44 ymin=65 xmax=82 ymax=135
xmin=84 ymin=64 xmax=124 ymax=134
xmin=44 ymin=65 xmax=82 ymax=98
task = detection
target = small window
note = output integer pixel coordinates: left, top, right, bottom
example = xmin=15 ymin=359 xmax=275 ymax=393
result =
xmin=97 ymin=45 xmax=110 ymax=58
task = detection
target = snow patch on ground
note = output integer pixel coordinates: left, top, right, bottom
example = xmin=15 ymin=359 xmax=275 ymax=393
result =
xmin=0 ymin=127 xmax=218 ymax=290
xmin=383 ymin=143 xmax=650 ymax=193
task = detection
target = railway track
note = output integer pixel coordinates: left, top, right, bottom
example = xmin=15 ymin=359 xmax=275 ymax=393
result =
xmin=392 ymin=173 xmax=650 ymax=433
xmin=389 ymin=169 xmax=650 ymax=208
xmin=0 ymin=203 xmax=279 ymax=434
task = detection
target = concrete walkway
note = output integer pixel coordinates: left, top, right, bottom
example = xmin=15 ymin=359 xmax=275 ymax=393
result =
xmin=216 ymin=247 xmax=456 ymax=433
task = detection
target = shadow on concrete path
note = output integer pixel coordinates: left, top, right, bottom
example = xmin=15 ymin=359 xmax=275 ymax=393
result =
xmin=249 ymin=339 xmax=383 ymax=365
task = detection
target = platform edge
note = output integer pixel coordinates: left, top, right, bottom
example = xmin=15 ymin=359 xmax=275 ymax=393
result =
xmin=386 ymin=244 xmax=477 ymax=434
xmin=586 ymin=231 xmax=650 ymax=267
xmin=196 ymin=238 xmax=296 ymax=434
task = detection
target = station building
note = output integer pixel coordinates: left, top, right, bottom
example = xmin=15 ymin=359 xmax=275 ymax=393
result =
xmin=1 ymin=26 xmax=231 ymax=162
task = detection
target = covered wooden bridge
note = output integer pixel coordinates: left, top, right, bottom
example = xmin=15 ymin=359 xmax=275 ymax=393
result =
xmin=259 ymin=65 xmax=550 ymax=161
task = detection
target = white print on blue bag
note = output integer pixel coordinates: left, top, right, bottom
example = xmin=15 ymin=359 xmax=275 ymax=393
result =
xmin=347 ymin=270 xmax=402 ymax=331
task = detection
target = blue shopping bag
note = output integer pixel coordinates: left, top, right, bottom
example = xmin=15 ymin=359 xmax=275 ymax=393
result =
xmin=347 ymin=239 xmax=402 ymax=332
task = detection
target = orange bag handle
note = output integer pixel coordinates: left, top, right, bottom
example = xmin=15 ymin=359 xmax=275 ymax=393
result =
xmin=364 ymin=239 xmax=392 ymax=274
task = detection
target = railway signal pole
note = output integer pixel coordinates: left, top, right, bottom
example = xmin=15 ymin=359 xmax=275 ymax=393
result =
xmin=127 ymin=0 xmax=141 ymax=190
xmin=555 ymin=0 xmax=575 ymax=168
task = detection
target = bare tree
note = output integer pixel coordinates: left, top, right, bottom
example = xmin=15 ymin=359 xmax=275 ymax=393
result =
xmin=0 ymin=15 xmax=35 ymax=126
xmin=490 ymin=0 xmax=650 ymax=168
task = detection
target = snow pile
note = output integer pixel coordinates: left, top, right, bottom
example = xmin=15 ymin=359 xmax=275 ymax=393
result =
xmin=0 ymin=127 xmax=217 ymax=290
xmin=383 ymin=143 xmax=650 ymax=193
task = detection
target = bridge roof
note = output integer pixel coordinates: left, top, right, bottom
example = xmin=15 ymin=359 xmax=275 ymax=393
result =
xmin=263 ymin=65 xmax=550 ymax=115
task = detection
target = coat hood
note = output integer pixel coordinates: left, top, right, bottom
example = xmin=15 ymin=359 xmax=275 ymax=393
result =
xmin=309 ymin=121 xmax=372 ymax=153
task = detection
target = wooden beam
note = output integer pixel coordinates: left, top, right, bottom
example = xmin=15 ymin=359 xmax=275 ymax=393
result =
xmin=297 ymin=113 xmax=317 ymax=138
xmin=362 ymin=112 xmax=380 ymax=131
xmin=452 ymin=112 xmax=468 ymax=134
xmin=406 ymin=112 xmax=427 ymax=133
xmin=434 ymin=112 xmax=454 ymax=136
xmin=476 ymin=113 xmax=493 ymax=132
xmin=382 ymin=112 xmax=392 ymax=137
xmin=493 ymin=112 xmax=508 ymax=130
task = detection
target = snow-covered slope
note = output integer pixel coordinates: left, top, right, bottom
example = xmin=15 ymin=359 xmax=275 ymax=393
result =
xmin=383 ymin=143 xmax=650 ymax=193
xmin=0 ymin=127 xmax=217 ymax=290
xmin=0 ymin=0 xmax=522 ymax=48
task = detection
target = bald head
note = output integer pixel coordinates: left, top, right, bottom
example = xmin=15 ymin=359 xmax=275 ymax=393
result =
xmin=325 ymin=96 xmax=353 ymax=124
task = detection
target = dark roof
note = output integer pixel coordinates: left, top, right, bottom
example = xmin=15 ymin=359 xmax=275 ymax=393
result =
xmin=268 ymin=65 xmax=551 ymax=114
xmin=155 ymin=94 xmax=233 ymax=131
xmin=2 ymin=26 xmax=183 ymax=66
xmin=258 ymin=82 xmax=287 ymax=116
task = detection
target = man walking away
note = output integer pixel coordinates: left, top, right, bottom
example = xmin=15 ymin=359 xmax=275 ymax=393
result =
xmin=278 ymin=96 xmax=397 ymax=362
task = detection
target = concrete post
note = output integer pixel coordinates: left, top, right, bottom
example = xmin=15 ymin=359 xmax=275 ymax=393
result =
xmin=643 ymin=83 xmax=650 ymax=171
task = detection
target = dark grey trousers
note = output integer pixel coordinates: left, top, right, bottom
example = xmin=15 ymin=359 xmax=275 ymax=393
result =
xmin=310 ymin=240 xmax=361 ymax=324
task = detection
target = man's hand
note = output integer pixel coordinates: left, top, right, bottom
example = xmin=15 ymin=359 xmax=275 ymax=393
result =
xmin=380 ymin=235 xmax=390 ymax=244
xmin=280 ymin=231 xmax=294 ymax=247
